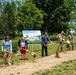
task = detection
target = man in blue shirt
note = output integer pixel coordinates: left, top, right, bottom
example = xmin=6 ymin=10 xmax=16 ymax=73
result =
xmin=41 ymin=32 xmax=51 ymax=56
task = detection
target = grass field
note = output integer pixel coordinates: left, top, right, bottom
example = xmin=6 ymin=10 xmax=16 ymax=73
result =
xmin=32 ymin=60 xmax=76 ymax=75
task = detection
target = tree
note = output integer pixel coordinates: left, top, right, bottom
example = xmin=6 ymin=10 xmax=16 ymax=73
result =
xmin=33 ymin=0 xmax=73 ymax=33
xmin=69 ymin=0 xmax=76 ymax=30
xmin=15 ymin=0 xmax=43 ymax=31
xmin=0 ymin=1 xmax=6 ymax=39
xmin=1 ymin=1 xmax=16 ymax=37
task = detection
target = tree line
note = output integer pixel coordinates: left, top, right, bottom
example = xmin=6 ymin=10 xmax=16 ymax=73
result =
xmin=0 ymin=0 xmax=73 ymax=38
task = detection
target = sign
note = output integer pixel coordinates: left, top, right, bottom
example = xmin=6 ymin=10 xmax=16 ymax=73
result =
xmin=22 ymin=30 xmax=41 ymax=43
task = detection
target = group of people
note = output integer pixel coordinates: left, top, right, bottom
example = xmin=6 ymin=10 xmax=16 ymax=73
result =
xmin=1 ymin=36 xmax=28 ymax=66
xmin=56 ymin=31 xmax=74 ymax=58
xmin=1 ymin=31 xmax=74 ymax=66
xmin=41 ymin=31 xmax=74 ymax=58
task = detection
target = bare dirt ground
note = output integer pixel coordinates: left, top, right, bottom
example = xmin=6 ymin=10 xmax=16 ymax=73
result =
xmin=0 ymin=50 xmax=76 ymax=75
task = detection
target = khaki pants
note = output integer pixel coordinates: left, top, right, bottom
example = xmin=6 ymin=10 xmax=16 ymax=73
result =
xmin=71 ymin=43 xmax=74 ymax=50
xmin=56 ymin=41 xmax=63 ymax=57
xmin=3 ymin=52 xmax=12 ymax=65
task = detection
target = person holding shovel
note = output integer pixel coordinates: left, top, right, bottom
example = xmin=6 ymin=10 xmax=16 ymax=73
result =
xmin=68 ymin=33 xmax=74 ymax=50
xmin=18 ymin=36 xmax=28 ymax=60
xmin=1 ymin=36 xmax=12 ymax=66
xmin=41 ymin=32 xmax=52 ymax=56
xmin=56 ymin=31 xmax=65 ymax=58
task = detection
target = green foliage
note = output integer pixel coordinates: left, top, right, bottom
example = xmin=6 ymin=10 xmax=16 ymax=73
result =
xmin=0 ymin=0 xmax=74 ymax=38
xmin=50 ymin=34 xmax=58 ymax=41
xmin=0 ymin=1 xmax=16 ymax=37
xmin=33 ymin=0 xmax=73 ymax=33
xmin=15 ymin=0 xmax=43 ymax=31
xmin=12 ymin=40 xmax=18 ymax=53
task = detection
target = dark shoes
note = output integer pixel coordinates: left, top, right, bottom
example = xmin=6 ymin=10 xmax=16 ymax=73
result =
xmin=41 ymin=55 xmax=49 ymax=57
xmin=46 ymin=55 xmax=49 ymax=56
xmin=55 ymin=56 xmax=60 ymax=58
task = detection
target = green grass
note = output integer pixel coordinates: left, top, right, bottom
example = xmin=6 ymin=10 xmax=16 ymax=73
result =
xmin=32 ymin=60 xmax=76 ymax=75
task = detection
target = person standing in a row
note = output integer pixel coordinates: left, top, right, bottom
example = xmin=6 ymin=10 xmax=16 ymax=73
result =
xmin=68 ymin=33 xmax=74 ymax=50
xmin=2 ymin=36 xmax=12 ymax=66
xmin=18 ymin=36 xmax=28 ymax=60
xmin=41 ymin=32 xmax=52 ymax=56
xmin=56 ymin=31 xmax=65 ymax=58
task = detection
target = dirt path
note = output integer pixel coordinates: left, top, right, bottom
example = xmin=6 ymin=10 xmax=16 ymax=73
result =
xmin=0 ymin=50 xmax=76 ymax=75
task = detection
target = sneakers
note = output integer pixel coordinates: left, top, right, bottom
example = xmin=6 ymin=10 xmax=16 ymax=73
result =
xmin=22 ymin=58 xmax=26 ymax=60
xmin=8 ymin=63 xmax=11 ymax=66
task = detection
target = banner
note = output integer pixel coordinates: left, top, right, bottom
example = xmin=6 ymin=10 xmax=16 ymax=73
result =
xmin=22 ymin=30 xmax=41 ymax=43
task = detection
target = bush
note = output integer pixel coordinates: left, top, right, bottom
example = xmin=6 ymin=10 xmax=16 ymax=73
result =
xmin=12 ymin=40 xmax=18 ymax=53
xmin=50 ymin=34 xmax=58 ymax=41
xmin=13 ymin=31 xmax=22 ymax=40
xmin=0 ymin=36 xmax=4 ymax=40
